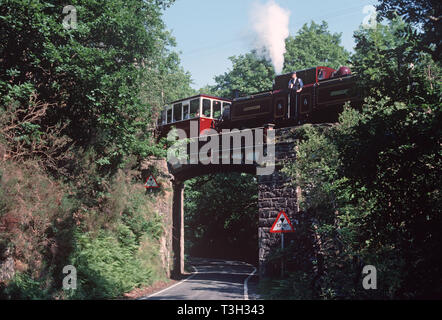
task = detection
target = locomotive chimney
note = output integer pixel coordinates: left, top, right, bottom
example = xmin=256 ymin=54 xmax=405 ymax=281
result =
xmin=233 ymin=89 xmax=240 ymax=99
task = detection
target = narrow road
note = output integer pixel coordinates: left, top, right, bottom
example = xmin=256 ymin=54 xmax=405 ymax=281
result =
xmin=143 ymin=258 xmax=259 ymax=300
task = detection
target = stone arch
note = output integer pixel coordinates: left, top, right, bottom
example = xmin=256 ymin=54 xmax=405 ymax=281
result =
xmin=167 ymin=126 xmax=314 ymax=278
xmin=170 ymin=165 xmax=258 ymax=277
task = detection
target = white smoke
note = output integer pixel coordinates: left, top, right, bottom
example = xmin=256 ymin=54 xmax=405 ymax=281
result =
xmin=249 ymin=1 xmax=290 ymax=74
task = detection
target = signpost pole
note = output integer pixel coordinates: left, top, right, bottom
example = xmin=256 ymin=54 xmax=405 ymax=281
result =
xmin=270 ymin=211 xmax=294 ymax=278
xmin=281 ymin=233 xmax=284 ymax=277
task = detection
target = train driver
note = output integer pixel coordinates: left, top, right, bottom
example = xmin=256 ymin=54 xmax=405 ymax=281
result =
xmin=288 ymin=72 xmax=304 ymax=93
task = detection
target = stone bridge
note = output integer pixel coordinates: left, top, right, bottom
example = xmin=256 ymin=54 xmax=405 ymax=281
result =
xmin=163 ymin=124 xmax=321 ymax=278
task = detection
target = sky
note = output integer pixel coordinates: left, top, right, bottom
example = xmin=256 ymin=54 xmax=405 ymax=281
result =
xmin=163 ymin=0 xmax=379 ymax=89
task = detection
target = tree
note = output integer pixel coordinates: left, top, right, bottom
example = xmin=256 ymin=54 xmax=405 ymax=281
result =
xmin=283 ymin=21 xmax=350 ymax=73
xmin=209 ymin=50 xmax=275 ymax=99
xmin=352 ymin=17 xmax=440 ymax=104
xmin=140 ymin=50 xmax=195 ymax=130
xmin=376 ymin=0 xmax=442 ymax=61
xmin=280 ymin=17 xmax=441 ymax=299
xmin=184 ymin=173 xmax=258 ymax=264
xmin=0 ymin=0 xmax=189 ymax=172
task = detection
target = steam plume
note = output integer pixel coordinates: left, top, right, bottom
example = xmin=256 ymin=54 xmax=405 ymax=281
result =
xmin=250 ymin=1 xmax=290 ymax=74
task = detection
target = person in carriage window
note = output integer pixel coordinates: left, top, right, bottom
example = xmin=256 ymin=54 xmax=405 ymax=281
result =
xmin=288 ymin=72 xmax=303 ymax=93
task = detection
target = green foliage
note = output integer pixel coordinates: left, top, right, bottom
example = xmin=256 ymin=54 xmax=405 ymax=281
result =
xmin=259 ymin=271 xmax=314 ymax=300
xmin=376 ymin=0 xmax=441 ymax=61
xmin=282 ymin=99 xmax=441 ymax=299
xmin=184 ymin=173 xmax=258 ymax=263
xmin=1 ymin=272 xmax=51 ymax=300
xmin=210 ymin=51 xmax=275 ymax=99
xmin=69 ymin=230 xmax=152 ymax=299
xmin=63 ymin=169 xmax=165 ymax=299
xmin=121 ymin=193 xmax=164 ymax=242
xmin=283 ymin=21 xmax=350 ymax=72
xmin=0 ymin=0 xmax=184 ymax=300
xmin=352 ymin=17 xmax=441 ymax=104
xmin=142 ymin=51 xmax=196 ymax=107
xmin=277 ymin=12 xmax=441 ymax=298
xmin=0 ymin=160 xmax=166 ymax=299
xmin=0 ymin=0 xmax=191 ymax=172
xmin=0 ymin=160 xmax=76 ymax=300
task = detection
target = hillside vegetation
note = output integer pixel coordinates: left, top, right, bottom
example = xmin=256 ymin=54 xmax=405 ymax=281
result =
xmin=0 ymin=0 xmax=192 ymax=299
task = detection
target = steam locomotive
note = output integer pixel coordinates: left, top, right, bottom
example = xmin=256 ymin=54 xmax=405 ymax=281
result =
xmin=158 ymin=66 xmax=361 ymax=137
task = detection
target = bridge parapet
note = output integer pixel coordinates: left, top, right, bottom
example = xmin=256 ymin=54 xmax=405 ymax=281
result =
xmin=167 ymin=124 xmax=277 ymax=182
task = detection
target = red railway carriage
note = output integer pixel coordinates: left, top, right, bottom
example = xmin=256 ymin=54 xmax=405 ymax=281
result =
xmin=158 ymin=94 xmax=231 ymax=138
xmin=157 ymin=66 xmax=361 ymax=137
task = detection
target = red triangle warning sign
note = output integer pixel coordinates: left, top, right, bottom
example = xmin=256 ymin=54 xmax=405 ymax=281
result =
xmin=144 ymin=175 xmax=159 ymax=189
xmin=270 ymin=210 xmax=294 ymax=233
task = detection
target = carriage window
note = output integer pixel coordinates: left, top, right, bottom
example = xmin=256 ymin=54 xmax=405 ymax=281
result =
xmin=213 ymin=101 xmax=222 ymax=118
xmin=183 ymin=104 xmax=189 ymax=119
xmin=190 ymin=99 xmax=200 ymax=118
xmin=202 ymin=99 xmax=211 ymax=117
xmin=166 ymin=109 xmax=172 ymax=123
xmin=173 ymin=103 xmax=182 ymax=122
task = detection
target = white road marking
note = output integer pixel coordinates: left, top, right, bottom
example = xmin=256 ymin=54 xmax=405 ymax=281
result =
xmin=243 ymin=267 xmax=257 ymax=300
xmin=190 ymin=271 xmax=253 ymax=275
xmin=141 ymin=266 xmax=198 ymax=299
xmin=141 ymin=261 xmax=258 ymax=300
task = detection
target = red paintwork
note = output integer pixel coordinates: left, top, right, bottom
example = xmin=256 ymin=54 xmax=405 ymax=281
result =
xmin=158 ymin=117 xmax=219 ymax=138
xmin=158 ymin=94 xmax=230 ymax=138
xmin=270 ymin=210 xmax=295 ymax=233
xmin=199 ymin=117 xmax=216 ymax=135
xmin=336 ymin=66 xmax=352 ymax=76
xmin=316 ymin=66 xmax=336 ymax=81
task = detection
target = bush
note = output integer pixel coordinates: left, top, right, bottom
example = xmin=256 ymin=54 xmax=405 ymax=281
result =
xmin=0 ymin=161 xmax=75 ymax=299
xmin=68 ymin=231 xmax=152 ymax=299
xmin=259 ymin=271 xmax=315 ymax=300
xmin=282 ymin=99 xmax=441 ymax=299
xmin=0 ymin=160 xmax=167 ymax=299
xmin=64 ymin=169 xmax=166 ymax=299
xmin=1 ymin=272 xmax=51 ymax=300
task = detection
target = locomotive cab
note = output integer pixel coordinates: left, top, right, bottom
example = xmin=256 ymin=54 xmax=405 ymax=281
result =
xmin=216 ymin=103 xmax=231 ymax=130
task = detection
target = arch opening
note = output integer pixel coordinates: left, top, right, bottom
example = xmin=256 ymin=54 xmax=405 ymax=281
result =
xmin=184 ymin=172 xmax=259 ymax=266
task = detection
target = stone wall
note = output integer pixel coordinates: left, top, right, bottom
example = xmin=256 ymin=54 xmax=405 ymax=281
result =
xmin=257 ymin=134 xmax=299 ymax=277
xmin=140 ymin=158 xmax=174 ymax=278
xmin=257 ymin=127 xmax=318 ymax=277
